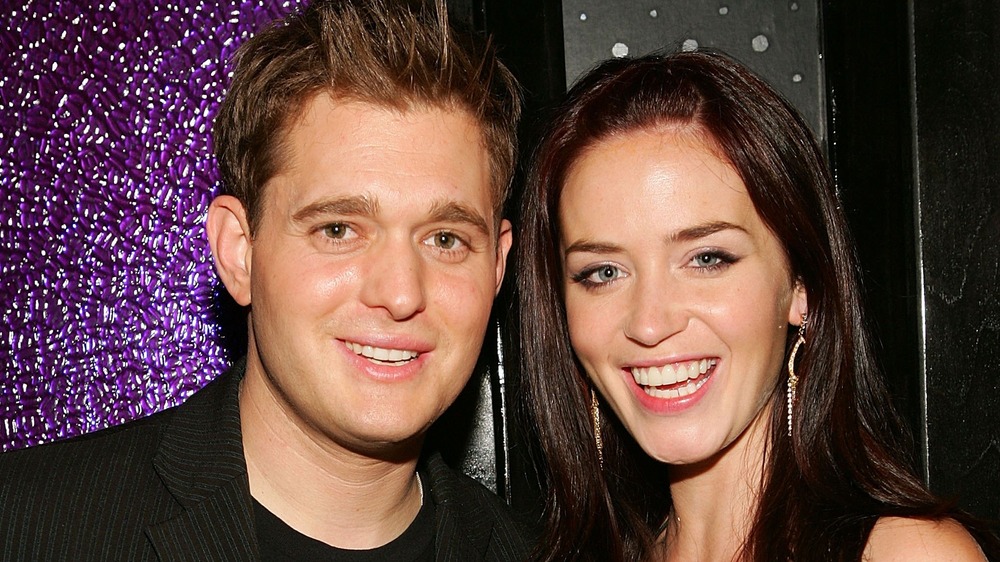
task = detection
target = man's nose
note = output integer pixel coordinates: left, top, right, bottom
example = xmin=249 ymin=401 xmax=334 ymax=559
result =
xmin=359 ymin=238 xmax=427 ymax=321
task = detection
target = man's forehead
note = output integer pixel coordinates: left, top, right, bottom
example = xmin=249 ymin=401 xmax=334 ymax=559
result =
xmin=268 ymin=91 xmax=500 ymax=213
xmin=262 ymin=97 xmax=498 ymax=228
xmin=290 ymin=91 xmax=479 ymax=132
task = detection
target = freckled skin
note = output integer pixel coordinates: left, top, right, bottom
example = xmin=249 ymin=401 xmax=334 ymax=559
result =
xmin=559 ymin=127 xmax=805 ymax=467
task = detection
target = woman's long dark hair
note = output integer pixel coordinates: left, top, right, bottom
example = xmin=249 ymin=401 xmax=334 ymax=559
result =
xmin=518 ymin=50 xmax=999 ymax=561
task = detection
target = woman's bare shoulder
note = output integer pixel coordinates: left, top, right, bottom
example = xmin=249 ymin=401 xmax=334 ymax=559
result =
xmin=863 ymin=516 xmax=987 ymax=561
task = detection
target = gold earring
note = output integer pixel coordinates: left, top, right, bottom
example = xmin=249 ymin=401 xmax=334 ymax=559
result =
xmin=787 ymin=315 xmax=807 ymax=436
xmin=591 ymin=388 xmax=603 ymax=467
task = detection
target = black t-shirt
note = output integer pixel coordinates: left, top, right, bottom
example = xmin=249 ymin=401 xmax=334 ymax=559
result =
xmin=254 ymin=480 xmax=435 ymax=562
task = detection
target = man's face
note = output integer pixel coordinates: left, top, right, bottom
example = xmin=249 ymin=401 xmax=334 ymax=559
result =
xmin=239 ymin=96 xmax=510 ymax=456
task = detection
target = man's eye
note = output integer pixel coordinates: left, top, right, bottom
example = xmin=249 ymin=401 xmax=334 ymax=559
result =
xmin=322 ymin=223 xmax=352 ymax=239
xmin=426 ymin=231 xmax=464 ymax=250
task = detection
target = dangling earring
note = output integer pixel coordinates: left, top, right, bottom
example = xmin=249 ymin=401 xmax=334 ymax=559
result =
xmin=787 ymin=315 xmax=807 ymax=436
xmin=591 ymin=388 xmax=603 ymax=467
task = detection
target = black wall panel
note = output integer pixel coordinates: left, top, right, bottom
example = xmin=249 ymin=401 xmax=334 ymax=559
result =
xmin=821 ymin=0 xmax=923 ymax=468
xmin=561 ymin=0 xmax=823 ymax=135
xmin=911 ymin=0 xmax=1000 ymax=519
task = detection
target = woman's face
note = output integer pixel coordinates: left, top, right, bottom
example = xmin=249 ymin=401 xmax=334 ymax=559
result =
xmin=559 ymin=126 xmax=806 ymax=466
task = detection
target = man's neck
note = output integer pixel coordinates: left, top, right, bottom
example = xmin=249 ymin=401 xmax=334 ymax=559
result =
xmin=238 ymin=368 xmax=425 ymax=549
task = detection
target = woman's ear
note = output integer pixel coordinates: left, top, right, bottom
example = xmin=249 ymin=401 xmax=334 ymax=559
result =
xmin=206 ymin=195 xmax=253 ymax=306
xmin=788 ymin=280 xmax=808 ymax=325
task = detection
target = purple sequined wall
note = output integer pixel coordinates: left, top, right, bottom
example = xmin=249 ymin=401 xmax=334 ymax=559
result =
xmin=0 ymin=1 xmax=300 ymax=451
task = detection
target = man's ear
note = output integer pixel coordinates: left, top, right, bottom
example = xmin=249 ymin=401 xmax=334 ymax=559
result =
xmin=788 ymin=280 xmax=808 ymax=326
xmin=494 ymin=219 xmax=513 ymax=296
xmin=206 ymin=195 xmax=253 ymax=306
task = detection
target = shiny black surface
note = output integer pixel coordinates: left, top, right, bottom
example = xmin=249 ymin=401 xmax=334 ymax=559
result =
xmin=910 ymin=0 xmax=1000 ymax=519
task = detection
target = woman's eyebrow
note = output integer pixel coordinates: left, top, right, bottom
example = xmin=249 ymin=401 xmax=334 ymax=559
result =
xmin=669 ymin=220 xmax=748 ymax=242
xmin=563 ymin=240 xmax=624 ymax=256
xmin=563 ymin=221 xmax=748 ymax=256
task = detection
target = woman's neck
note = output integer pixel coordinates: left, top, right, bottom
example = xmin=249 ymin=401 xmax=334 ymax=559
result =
xmin=661 ymin=406 xmax=773 ymax=562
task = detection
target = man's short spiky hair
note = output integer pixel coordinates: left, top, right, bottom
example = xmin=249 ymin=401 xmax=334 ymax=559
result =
xmin=213 ymin=0 xmax=521 ymax=233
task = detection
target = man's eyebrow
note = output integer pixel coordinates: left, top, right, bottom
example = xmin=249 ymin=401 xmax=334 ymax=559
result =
xmin=427 ymin=200 xmax=491 ymax=235
xmin=291 ymin=195 xmax=379 ymax=223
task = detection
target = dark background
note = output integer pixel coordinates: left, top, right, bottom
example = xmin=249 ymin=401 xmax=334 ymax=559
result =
xmin=452 ymin=0 xmax=1000 ymax=520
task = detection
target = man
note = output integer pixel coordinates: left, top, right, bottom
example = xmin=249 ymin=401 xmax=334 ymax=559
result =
xmin=0 ymin=0 xmax=526 ymax=559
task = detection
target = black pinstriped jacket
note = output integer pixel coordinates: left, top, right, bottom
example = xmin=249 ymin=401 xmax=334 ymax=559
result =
xmin=0 ymin=360 xmax=531 ymax=561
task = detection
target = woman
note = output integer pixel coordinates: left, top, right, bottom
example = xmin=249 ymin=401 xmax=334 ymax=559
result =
xmin=518 ymin=50 xmax=998 ymax=561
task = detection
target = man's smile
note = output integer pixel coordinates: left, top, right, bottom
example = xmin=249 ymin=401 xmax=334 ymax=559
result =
xmin=344 ymin=340 xmax=421 ymax=366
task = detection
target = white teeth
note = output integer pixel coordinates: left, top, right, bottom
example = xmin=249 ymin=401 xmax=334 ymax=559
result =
xmin=345 ymin=341 xmax=419 ymax=364
xmin=630 ymin=359 xmax=717 ymax=388
xmin=642 ymin=375 xmax=709 ymax=398
xmin=674 ymin=362 xmax=689 ymax=382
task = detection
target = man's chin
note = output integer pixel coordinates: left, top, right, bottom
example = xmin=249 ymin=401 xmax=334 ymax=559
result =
xmin=336 ymin=428 xmax=427 ymax=462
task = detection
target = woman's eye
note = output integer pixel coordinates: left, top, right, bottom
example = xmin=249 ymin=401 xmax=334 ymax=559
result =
xmin=689 ymin=250 xmax=737 ymax=270
xmin=693 ymin=253 xmax=722 ymax=267
xmin=573 ymin=264 xmax=626 ymax=287
xmin=593 ymin=265 xmax=621 ymax=282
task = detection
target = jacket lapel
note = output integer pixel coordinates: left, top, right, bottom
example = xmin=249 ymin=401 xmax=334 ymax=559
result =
xmin=145 ymin=476 xmax=257 ymax=561
xmin=425 ymin=454 xmax=496 ymax=561
xmin=146 ymin=360 xmax=258 ymax=561
xmin=434 ymin=503 xmax=495 ymax=561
